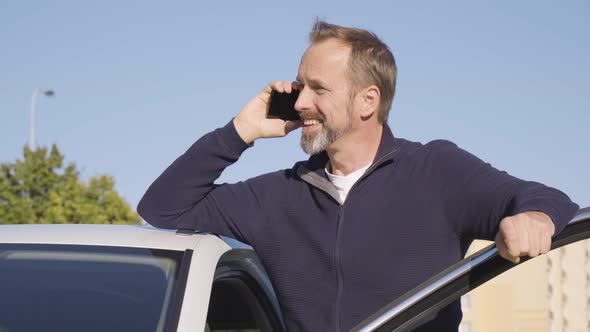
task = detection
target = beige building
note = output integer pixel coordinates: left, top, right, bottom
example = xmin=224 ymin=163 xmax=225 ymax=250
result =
xmin=459 ymin=239 xmax=590 ymax=332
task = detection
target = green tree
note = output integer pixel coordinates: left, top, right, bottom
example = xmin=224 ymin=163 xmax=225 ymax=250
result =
xmin=0 ymin=144 xmax=140 ymax=225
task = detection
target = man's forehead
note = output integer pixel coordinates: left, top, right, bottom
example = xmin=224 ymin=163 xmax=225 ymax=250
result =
xmin=296 ymin=74 xmax=329 ymax=87
xmin=308 ymin=38 xmax=350 ymax=54
xmin=297 ymin=39 xmax=350 ymax=83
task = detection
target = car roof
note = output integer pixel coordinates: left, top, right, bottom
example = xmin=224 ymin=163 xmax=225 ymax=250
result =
xmin=0 ymin=224 xmax=226 ymax=251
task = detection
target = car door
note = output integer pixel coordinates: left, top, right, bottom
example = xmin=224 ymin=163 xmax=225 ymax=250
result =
xmin=205 ymin=248 xmax=285 ymax=331
xmin=350 ymin=207 xmax=590 ymax=332
xmin=165 ymin=231 xmax=285 ymax=332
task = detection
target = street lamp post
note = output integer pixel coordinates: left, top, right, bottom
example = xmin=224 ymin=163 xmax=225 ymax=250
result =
xmin=29 ymin=88 xmax=55 ymax=151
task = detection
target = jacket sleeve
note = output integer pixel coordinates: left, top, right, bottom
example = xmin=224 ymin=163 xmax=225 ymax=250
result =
xmin=427 ymin=140 xmax=579 ymax=241
xmin=137 ymin=120 xmax=267 ymax=245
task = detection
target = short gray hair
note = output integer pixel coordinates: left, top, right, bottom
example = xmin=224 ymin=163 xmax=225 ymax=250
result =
xmin=309 ymin=20 xmax=397 ymax=123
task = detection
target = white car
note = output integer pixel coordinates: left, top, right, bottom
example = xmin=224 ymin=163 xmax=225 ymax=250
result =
xmin=0 ymin=225 xmax=284 ymax=332
xmin=0 ymin=207 xmax=588 ymax=332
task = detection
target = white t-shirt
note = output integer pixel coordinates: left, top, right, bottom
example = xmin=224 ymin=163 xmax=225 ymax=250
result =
xmin=325 ymin=163 xmax=372 ymax=205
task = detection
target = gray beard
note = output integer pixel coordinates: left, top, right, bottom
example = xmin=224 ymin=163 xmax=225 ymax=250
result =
xmin=300 ymin=121 xmax=349 ymax=155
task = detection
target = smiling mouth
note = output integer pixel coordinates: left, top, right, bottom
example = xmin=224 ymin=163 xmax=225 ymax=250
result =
xmin=302 ymin=119 xmax=323 ymax=131
xmin=303 ymin=119 xmax=322 ymax=126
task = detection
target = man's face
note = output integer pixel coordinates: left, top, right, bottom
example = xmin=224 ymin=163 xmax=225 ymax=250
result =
xmin=295 ymin=39 xmax=357 ymax=155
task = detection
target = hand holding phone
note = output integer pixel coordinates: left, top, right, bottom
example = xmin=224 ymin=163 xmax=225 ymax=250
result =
xmin=266 ymin=89 xmax=301 ymax=121
xmin=234 ymin=82 xmax=302 ymax=144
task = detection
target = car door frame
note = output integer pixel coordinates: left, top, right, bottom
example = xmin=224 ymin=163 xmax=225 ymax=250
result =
xmin=174 ymin=233 xmax=285 ymax=332
xmin=208 ymin=248 xmax=286 ymax=331
xmin=175 ymin=234 xmax=231 ymax=332
xmin=351 ymin=207 xmax=590 ymax=332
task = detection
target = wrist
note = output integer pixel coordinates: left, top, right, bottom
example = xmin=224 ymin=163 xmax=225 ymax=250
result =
xmin=233 ymin=116 xmax=257 ymax=145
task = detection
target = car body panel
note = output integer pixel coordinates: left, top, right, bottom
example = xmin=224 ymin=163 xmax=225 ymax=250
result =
xmin=0 ymin=224 xmax=212 ymax=251
xmin=178 ymin=235 xmax=231 ymax=332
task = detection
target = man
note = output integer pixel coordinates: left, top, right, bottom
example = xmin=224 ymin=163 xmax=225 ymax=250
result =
xmin=138 ymin=20 xmax=579 ymax=331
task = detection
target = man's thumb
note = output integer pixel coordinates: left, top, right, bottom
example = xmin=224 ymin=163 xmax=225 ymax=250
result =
xmin=284 ymin=120 xmax=302 ymax=135
xmin=496 ymin=233 xmax=520 ymax=264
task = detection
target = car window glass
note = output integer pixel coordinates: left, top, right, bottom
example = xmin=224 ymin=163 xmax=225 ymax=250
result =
xmin=460 ymin=239 xmax=590 ymax=331
xmin=0 ymin=244 xmax=184 ymax=332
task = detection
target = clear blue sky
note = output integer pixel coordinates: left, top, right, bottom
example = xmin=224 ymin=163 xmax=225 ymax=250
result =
xmin=1 ymin=1 xmax=589 ymax=213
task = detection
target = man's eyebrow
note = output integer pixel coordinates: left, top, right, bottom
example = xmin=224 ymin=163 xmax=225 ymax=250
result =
xmin=296 ymin=76 xmax=328 ymax=87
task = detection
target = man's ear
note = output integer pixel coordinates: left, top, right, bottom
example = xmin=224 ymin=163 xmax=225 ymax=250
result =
xmin=360 ymin=85 xmax=380 ymax=117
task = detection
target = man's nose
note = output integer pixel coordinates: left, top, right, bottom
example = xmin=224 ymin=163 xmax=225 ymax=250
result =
xmin=294 ymin=88 xmax=312 ymax=112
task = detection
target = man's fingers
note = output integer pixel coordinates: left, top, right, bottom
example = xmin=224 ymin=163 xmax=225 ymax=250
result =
xmin=540 ymin=230 xmax=551 ymax=254
xmin=258 ymin=80 xmax=298 ymax=107
xmin=497 ymin=212 xmax=556 ymax=261
xmin=496 ymin=232 xmax=520 ymax=264
xmin=265 ymin=81 xmax=300 ymax=95
xmin=275 ymin=81 xmax=285 ymax=93
xmin=528 ymin=227 xmax=540 ymax=257
xmin=539 ymin=220 xmax=553 ymax=254
xmin=265 ymin=81 xmax=286 ymax=94
xmin=500 ymin=218 xmax=520 ymax=257
xmin=515 ymin=216 xmax=530 ymax=255
xmin=284 ymin=81 xmax=293 ymax=94
xmin=277 ymin=81 xmax=296 ymax=93
xmin=263 ymin=82 xmax=276 ymax=94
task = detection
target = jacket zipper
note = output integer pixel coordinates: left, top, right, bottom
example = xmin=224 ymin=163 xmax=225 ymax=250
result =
xmin=332 ymin=148 xmax=399 ymax=331
xmin=334 ymin=206 xmax=344 ymax=332
xmin=356 ymin=148 xmax=399 ymax=184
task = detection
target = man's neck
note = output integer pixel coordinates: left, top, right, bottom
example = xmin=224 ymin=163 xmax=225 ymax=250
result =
xmin=326 ymin=125 xmax=383 ymax=176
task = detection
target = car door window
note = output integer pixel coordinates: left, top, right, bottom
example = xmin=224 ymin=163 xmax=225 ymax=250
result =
xmin=0 ymin=244 xmax=185 ymax=332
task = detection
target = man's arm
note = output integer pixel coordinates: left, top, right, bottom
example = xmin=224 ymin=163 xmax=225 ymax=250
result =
xmin=137 ymin=81 xmax=301 ymax=243
xmin=427 ymin=140 xmax=579 ymax=262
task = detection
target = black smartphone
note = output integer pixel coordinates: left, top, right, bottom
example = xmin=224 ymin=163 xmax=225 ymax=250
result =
xmin=266 ymin=89 xmax=301 ymax=121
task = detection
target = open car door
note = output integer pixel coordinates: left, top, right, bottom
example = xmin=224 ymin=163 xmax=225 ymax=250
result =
xmin=351 ymin=207 xmax=590 ymax=332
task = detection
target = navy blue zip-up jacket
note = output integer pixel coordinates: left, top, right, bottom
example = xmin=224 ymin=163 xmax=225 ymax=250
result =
xmin=137 ymin=120 xmax=579 ymax=331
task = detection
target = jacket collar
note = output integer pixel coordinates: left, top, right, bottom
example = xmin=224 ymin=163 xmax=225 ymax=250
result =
xmin=296 ymin=124 xmax=400 ymax=202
